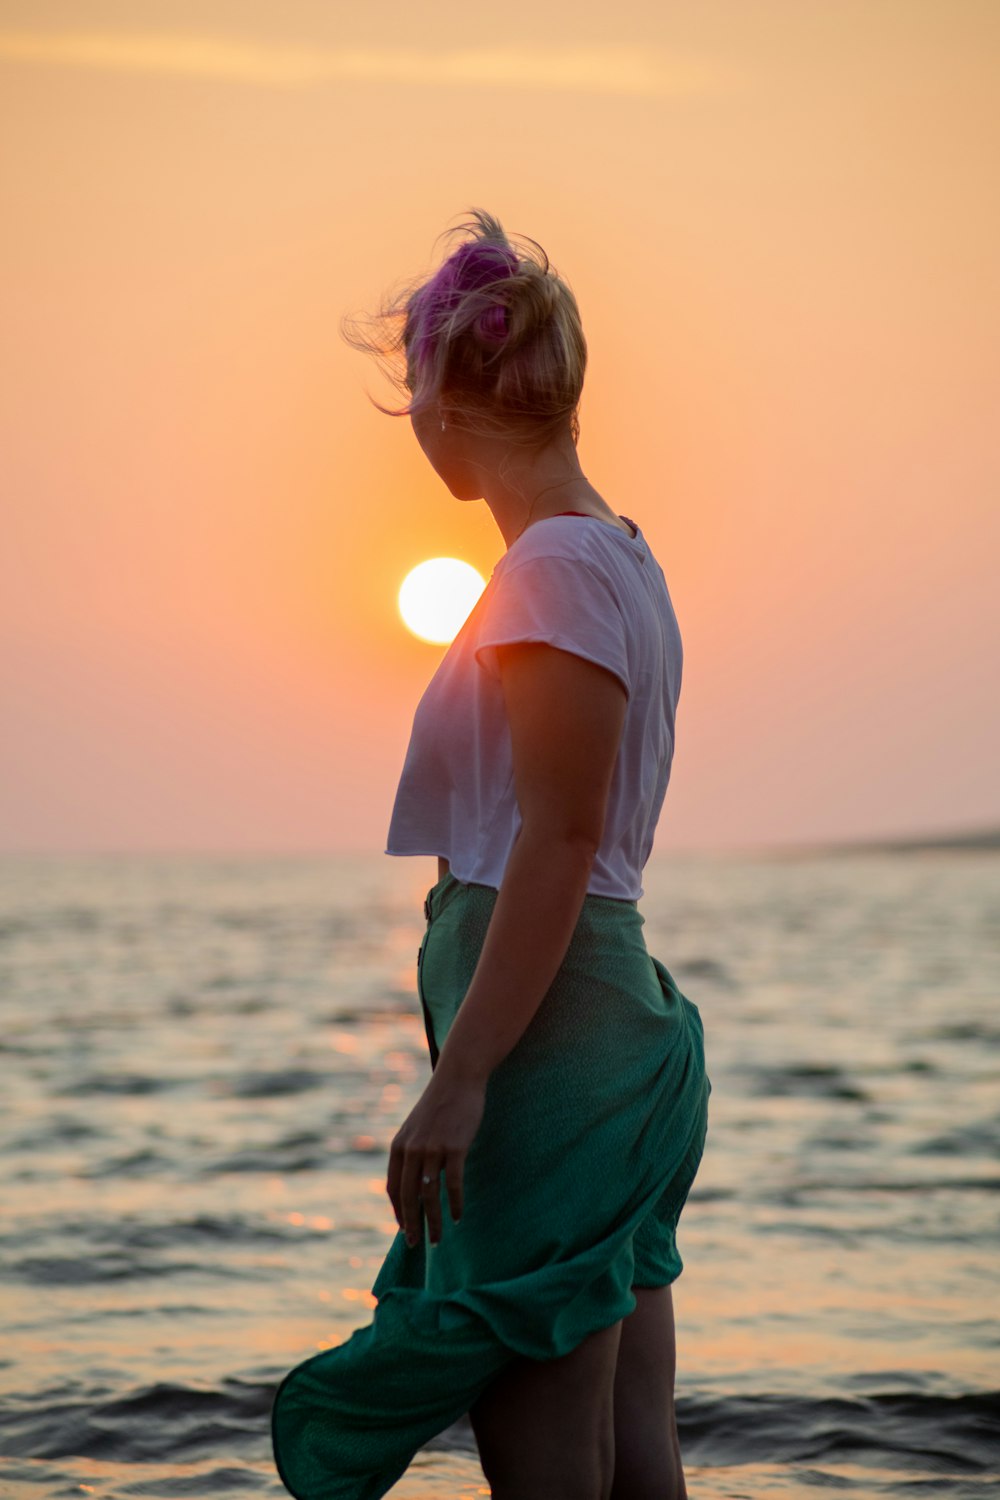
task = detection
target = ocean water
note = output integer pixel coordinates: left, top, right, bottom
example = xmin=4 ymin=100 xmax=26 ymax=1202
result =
xmin=0 ymin=849 xmax=997 ymax=1499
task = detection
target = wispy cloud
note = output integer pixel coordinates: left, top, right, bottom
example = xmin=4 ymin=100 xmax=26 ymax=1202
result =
xmin=0 ymin=31 xmax=735 ymax=97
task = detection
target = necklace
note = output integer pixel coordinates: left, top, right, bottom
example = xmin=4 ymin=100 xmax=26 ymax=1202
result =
xmin=514 ymin=473 xmax=588 ymax=540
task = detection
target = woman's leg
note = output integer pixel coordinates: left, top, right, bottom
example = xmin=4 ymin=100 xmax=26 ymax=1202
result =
xmin=469 ymin=1317 xmax=624 ymax=1500
xmin=609 ymin=1285 xmax=686 ymax=1500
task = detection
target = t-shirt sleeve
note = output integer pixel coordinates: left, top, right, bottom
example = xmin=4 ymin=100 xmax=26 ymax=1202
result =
xmin=474 ymin=554 xmax=631 ymax=699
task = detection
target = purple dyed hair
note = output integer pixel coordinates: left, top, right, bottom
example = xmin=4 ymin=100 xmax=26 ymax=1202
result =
xmin=406 ymin=238 xmax=518 ymax=383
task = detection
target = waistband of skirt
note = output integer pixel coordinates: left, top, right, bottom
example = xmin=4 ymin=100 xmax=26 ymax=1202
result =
xmin=423 ymin=870 xmax=639 ymax=925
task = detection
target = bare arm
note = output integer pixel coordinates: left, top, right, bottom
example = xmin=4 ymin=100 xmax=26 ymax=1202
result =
xmin=433 ymin=642 xmax=627 ymax=1084
xmin=387 ymin=641 xmax=627 ymax=1244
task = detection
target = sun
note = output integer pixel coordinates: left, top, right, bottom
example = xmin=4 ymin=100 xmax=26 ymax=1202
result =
xmin=398 ymin=558 xmax=486 ymax=645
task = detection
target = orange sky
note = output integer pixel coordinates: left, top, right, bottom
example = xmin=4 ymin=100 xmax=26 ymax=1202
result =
xmin=1 ymin=1 xmax=997 ymax=854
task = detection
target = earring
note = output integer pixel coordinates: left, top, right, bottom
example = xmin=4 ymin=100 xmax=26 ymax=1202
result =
xmin=440 ymin=419 xmax=446 ymax=431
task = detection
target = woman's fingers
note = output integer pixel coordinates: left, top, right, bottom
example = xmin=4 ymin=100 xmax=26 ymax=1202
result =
xmin=419 ymin=1156 xmax=444 ymax=1246
xmin=388 ymin=1139 xmax=461 ymax=1247
xmin=386 ymin=1078 xmax=483 ymax=1244
xmin=386 ymin=1138 xmax=404 ymax=1232
xmin=400 ymin=1145 xmax=447 ymax=1247
xmin=399 ymin=1149 xmax=425 ymax=1246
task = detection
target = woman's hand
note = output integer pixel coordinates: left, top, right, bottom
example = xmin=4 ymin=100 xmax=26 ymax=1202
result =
xmin=387 ymin=1068 xmax=487 ymax=1247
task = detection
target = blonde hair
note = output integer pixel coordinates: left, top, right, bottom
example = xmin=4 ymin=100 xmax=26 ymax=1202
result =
xmin=342 ymin=209 xmax=587 ymax=450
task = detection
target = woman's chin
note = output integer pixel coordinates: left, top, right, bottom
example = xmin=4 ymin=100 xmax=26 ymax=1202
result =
xmin=448 ymin=479 xmax=483 ymax=502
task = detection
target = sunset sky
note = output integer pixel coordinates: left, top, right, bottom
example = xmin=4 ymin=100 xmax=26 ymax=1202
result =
xmin=2 ymin=1 xmax=996 ymax=855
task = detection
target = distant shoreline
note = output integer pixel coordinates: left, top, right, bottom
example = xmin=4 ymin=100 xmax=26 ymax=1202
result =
xmin=744 ymin=826 xmax=1000 ymax=858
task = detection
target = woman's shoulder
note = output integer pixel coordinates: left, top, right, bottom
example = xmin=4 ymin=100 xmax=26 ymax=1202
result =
xmin=498 ymin=515 xmax=646 ymax=578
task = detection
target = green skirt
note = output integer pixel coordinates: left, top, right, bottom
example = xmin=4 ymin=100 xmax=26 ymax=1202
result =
xmin=272 ymin=872 xmax=711 ymax=1500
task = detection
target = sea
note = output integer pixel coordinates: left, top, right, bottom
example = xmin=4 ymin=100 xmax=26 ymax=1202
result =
xmin=0 ymin=848 xmax=997 ymax=1498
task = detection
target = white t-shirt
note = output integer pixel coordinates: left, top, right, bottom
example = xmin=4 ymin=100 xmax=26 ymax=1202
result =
xmin=384 ymin=514 xmax=683 ymax=900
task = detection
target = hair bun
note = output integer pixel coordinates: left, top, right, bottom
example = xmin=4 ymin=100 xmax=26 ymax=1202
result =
xmin=450 ymin=239 xmax=517 ymax=293
xmin=474 ymin=303 xmax=509 ymax=344
xmin=500 ymin=267 xmax=561 ymax=346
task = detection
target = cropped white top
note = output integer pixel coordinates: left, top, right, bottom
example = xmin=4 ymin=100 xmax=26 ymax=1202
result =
xmin=384 ymin=514 xmax=683 ymax=900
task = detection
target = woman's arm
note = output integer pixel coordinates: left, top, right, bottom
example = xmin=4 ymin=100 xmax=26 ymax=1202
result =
xmin=433 ymin=641 xmax=628 ymax=1085
xmin=387 ymin=642 xmax=627 ymax=1245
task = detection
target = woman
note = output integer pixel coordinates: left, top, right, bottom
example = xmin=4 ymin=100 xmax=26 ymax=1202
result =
xmin=271 ymin=210 xmax=711 ymax=1500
